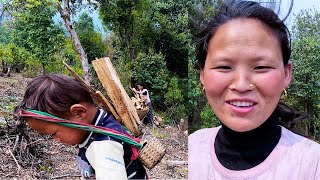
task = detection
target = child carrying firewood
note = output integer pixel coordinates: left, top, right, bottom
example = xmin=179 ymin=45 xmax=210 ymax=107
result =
xmin=14 ymin=74 xmax=146 ymax=179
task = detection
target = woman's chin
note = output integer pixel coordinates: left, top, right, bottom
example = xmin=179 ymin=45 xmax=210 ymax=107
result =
xmin=224 ymin=120 xmax=261 ymax=132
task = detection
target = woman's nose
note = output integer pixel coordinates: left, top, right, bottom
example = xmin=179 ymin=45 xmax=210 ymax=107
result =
xmin=229 ymin=71 xmax=253 ymax=92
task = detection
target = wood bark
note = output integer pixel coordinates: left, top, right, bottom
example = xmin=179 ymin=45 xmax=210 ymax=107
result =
xmin=3 ymin=66 xmax=10 ymax=77
xmin=92 ymin=57 xmax=141 ymax=136
xmin=56 ymin=0 xmax=92 ymax=83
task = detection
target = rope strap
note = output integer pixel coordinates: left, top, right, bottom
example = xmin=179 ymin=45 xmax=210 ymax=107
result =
xmin=20 ymin=109 xmax=142 ymax=160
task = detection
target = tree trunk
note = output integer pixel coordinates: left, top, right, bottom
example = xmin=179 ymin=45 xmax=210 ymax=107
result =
xmin=2 ymin=59 xmax=8 ymax=75
xmin=57 ymin=0 xmax=92 ymax=83
xmin=130 ymin=17 xmax=135 ymax=60
xmin=3 ymin=66 xmax=10 ymax=77
xmin=1 ymin=59 xmax=10 ymax=77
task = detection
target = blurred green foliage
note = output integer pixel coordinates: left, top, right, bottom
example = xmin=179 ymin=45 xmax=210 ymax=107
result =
xmin=287 ymin=10 xmax=320 ymax=140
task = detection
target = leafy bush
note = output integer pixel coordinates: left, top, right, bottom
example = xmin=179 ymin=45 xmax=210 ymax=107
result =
xmin=113 ymin=57 xmax=134 ymax=93
xmin=0 ymin=43 xmax=41 ymax=76
xmin=164 ymin=76 xmax=187 ymax=124
xmin=132 ymin=51 xmax=169 ymax=109
xmin=200 ymin=103 xmax=220 ymax=129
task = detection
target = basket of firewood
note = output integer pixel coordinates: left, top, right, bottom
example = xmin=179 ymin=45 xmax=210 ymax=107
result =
xmin=137 ymin=108 xmax=149 ymax=120
xmin=130 ymin=91 xmax=149 ymax=120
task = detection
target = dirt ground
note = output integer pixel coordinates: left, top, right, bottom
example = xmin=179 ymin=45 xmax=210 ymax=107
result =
xmin=0 ymin=73 xmax=188 ymax=179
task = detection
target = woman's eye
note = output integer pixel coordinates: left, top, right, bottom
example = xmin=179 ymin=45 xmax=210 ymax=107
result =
xmin=254 ymin=66 xmax=271 ymax=70
xmin=215 ymin=66 xmax=231 ymax=70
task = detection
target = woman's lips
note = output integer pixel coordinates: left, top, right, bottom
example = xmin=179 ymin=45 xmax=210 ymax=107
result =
xmin=226 ymin=100 xmax=257 ymax=116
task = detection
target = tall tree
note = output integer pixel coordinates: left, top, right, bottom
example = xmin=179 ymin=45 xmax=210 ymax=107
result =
xmin=99 ymin=0 xmax=149 ymax=60
xmin=289 ymin=10 xmax=320 ymax=138
xmin=74 ymin=12 xmax=108 ymax=62
xmin=55 ymin=0 xmax=93 ymax=82
xmin=151 ymin=0 xmax=189 ymax=78
xmin=13 ymin=2 xmax=64 ymax=74
xmin=1 ymin=0 xmax=98 ymax=83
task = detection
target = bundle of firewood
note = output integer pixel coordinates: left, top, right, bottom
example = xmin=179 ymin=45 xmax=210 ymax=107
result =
xmin=131 ymin=97 xmax=144 ymax=110
xmin=63 ymin=57 xmax=142 ymax=136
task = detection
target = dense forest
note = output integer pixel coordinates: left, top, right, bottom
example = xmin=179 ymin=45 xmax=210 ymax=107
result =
xmin=0 ymin=0 xmax=319 ymax=141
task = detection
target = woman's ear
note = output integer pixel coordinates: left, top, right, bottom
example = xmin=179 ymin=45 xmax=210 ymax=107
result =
xmin=200 ymin=69 xmax=205 ymax=86
xmin=70 ymin=104 xmax=87 ymax=120
xmin=284 ymin=62 xmax=292 ymax=87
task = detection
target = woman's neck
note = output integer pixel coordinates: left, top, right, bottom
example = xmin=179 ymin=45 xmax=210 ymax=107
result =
xmin=214 ymin=113 xmax=281 ymax=170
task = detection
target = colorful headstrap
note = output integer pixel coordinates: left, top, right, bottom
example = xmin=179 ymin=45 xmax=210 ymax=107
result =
xmin=20 ymin=109 xmax=141 ymax=160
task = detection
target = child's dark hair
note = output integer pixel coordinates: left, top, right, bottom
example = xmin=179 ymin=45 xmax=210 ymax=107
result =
xmin=14 ymin=74 xmax=94 ymax=117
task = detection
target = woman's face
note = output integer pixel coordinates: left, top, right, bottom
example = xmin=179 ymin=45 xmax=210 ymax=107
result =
xmin=200 ymin=19 xmax=292 ymax=132
xmin=137 ymin=85 xmax=143 ymax=90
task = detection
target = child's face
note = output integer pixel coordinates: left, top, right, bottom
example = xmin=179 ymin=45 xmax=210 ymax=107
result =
xmin=26 ymin=118 xmax=88 ymax=145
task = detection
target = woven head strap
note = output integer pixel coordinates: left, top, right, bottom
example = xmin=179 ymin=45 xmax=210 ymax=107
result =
xmin=20 ymin=109 xmax=141 ymax=160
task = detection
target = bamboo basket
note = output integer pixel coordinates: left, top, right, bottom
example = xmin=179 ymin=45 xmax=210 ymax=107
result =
xmin=137 ymin=107 xmax=149 ymax=120
xmin=139 ymin=138 xmax=166 ymax=169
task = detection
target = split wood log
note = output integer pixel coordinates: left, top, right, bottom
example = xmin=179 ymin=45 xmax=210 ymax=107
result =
xmin=92 ymin=57 xmax=141 ymax=136
xmin=63 ymin=62 xmax=121 ymax=121
xmin=167 ymin=160 xmax=188 ymax=166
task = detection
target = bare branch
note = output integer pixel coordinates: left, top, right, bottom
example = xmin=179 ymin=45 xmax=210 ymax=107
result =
xmin=282 ymin=0 xmax=293 ymax=22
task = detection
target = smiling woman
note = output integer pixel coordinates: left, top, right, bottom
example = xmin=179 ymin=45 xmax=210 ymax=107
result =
xmin=201 ymin=18 xmax=291 ymax=132
xmin=188 ymin=1 xmax=320 ymax=179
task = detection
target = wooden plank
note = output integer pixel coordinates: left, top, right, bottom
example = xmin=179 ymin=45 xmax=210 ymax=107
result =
xmin=92 ymin=57 xmax=141 ymax=136
xmin=94 ymin=91 xmax=121 ymax=121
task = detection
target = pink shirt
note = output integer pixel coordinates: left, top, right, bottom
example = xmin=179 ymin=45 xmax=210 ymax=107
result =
xmin=188 ymin=126 xmax=320 ymax=180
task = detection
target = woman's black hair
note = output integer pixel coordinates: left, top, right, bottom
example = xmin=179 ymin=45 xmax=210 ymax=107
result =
xmin=197 ymin=0 xmax=291 ymax=69
xmin=136 ymin=82 xmax=146 ymax=88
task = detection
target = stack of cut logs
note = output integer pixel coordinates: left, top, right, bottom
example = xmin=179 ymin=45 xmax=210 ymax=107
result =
xmin=130 ymin=91 xmax=149 ymax=121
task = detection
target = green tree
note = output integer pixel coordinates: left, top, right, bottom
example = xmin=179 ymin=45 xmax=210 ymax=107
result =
xmin=2 ymin=0 xmax=100 ymax=83
xmin=74 ymin=13 xmax=108 ymax=62
xmin=144 ymin=0 xmax=189 ymax=78
xmin=200 ymin=103 xmax=220 ymax=129
xmin=13 ymin=2 xmax=64 ymax=74
xmin=289 ymin=10 xmax=320 ymax=139
xmin=99 ymin=0 xmax=149 ymax=60
xmin=0 ymin=22 xmax=13 ymax=44
xmin=0 ymin=43 xmax=37 ymax=76
xmin=99 ymin=0 xmax=189 ymax=77
xmin=164 ymin=76 xmax=186 ymax=124
xmin=99 ymin=0 xmax=190 ymax=123
xmin=132 ymin=51 xmax=169 ymax=109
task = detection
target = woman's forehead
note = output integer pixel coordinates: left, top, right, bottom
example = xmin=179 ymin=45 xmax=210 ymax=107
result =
xmin=211 ymin=19 xmax=279 ymax=47
xmin=206 ymin=19 xmax=282 ymax=62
